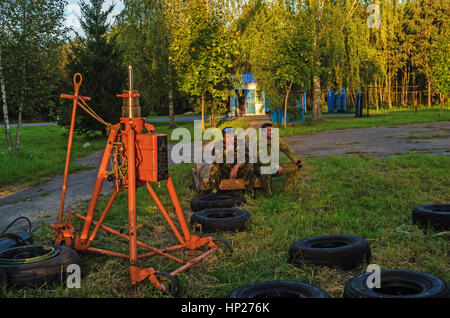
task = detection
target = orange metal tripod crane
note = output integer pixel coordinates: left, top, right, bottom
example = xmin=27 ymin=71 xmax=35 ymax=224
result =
xmin=51 ymin=67 xmax=228 ymax=294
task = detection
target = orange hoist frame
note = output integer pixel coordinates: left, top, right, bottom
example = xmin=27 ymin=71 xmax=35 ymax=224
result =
xmin=51 ymin=67 xmax=226 ymax=294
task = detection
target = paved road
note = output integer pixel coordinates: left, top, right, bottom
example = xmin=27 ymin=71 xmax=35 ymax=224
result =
xmin=0 ymin=152 xmax=114 ymax=233
xmin=284 ymin=121 xmax=450 ymax=158
xmin=7 ymin=122 xmax=57 ymax=127
xmin=1 ymin=121 xmax=448 ymax=232
xmin=0 ymin=143 xmax=192 ymax=233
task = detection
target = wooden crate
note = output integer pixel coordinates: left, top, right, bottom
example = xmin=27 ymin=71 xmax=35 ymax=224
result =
xmin=191 ymin=163 xmax=261 ymax=193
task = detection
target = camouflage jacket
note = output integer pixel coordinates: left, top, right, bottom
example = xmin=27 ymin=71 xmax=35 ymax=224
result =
xmin=212 ymin=138 xmax=249 ymax=169
xmin=258 ymin=137 xmax=298 ymax=166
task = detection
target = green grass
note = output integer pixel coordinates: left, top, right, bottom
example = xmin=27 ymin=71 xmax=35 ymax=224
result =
xmin=147 ymin=113 xmax=201 ymax=118
xmin=4 ymin=153 xmax=448 ymax=298
xmin=278 ymin=110 xmax=450 ymax=138
xmin=0 ymin=126 xmax=106 ymax=187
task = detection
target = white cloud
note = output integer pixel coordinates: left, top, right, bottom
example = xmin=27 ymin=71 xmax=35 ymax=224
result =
xmin=65 ymin=4 xmax=81 ymax=30
xmin=64 ymin=1 xmax=124 ymax=37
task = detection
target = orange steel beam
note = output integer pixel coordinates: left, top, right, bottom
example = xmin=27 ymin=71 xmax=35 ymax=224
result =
xmin=58 ymin=74 xmax=91 ymax=223
xmin=79 ymin=126 xmax=119 ymax=242
xmin=86 ymin=247 xmax=129 ymax=259
xmin=75 ymin=213 xmax=185 ymax=264
xmin=170 ymin=247 xmax=217 ymax=276
xmin=146 ymin=182 xmax=186 ymax=245
xmin=87 ymin=190 xmax=118 ymax=246
xmin=166 ymin=176 xmax=191 ymax=242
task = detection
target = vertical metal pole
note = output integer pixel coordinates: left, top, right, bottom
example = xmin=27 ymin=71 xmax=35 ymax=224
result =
xmin=128 ymin=66 xmax=133 ymax=118
xmin=58 ymin=98 xmax=77 ymax=224
xmin=58 ymin=74 xmax=82 ymax=224
xmin=127 ymin=122 xmax=138 ymax=278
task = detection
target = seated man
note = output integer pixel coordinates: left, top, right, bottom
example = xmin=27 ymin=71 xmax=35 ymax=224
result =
xmin=209 ymin=127 xmax=255 ymax=193
xmin=257 ymin=123 xmax=302 ymax=196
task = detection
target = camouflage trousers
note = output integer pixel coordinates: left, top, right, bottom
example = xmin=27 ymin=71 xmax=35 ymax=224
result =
xmin=209 ymin=163 xmax=255 ymax=193
xmin=258 ymin=162 xmax=300 ymax=196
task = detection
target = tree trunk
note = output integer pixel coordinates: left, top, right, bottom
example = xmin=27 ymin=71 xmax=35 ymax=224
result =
xmin=387 ymin=75 xmax=392 ymax=109
xmin=427 ymin=80 xmax=431 ymax=108
xmin=201 ymin=93 xmax=205 ymax=132
xmin=0 ymin=47 xmax=13 ymax=153
xmin=16 ymin=67 xmax=25 ymax=151
xmin=374 ymin=79 xmax=379 ymax=110
xmin=401 ymin=66 xmax=408 ymax=107
xmin=168 ymin=89 xmax=175 ymax=128
xmin=284 ymin=76 xmax=293 ymax=128
xmin=379 ymin=78 xmax=383 ymax=106
xmin=210 ymin=113 xmax=215 ymax=128
xmin=311 ymin=19 xmax=322 ymax=121
xmin=312 ymin=75 xmax=322 ymax=121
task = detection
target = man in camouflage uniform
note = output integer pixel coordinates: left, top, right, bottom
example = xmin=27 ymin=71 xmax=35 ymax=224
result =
xmin=257 ymin=123 xmax=302 ymax=196
xmin=209 ymin=127 xmax=255 ymax=193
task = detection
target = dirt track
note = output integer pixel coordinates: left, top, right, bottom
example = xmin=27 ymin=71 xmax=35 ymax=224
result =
xmin=284 ymin=121 xmax=449 ymax=158
xmin=0 ymin=121 xmax=448 ymax=232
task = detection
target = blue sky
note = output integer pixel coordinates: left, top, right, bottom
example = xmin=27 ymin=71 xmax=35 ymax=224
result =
xmin=65 ymin=0 xmax=124 ymax=36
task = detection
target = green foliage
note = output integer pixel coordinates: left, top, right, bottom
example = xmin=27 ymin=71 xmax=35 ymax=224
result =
xmin=0 ymin=0 xmax=67 ymax=121
xmin=115 ymin=0 xmax=187 ymax=116
xmin=432 ymin=31 xmax=450 ymax=95
xmin=61 ymin=0 xmax=125 ymax=136
xmin=169 ymin=0 xmax=237 ymax=120
xmin=237 ymin=1 xmax=310 ymax=110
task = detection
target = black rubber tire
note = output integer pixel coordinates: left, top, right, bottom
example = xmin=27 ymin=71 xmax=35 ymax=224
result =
xmin=289 ymin=235 xmax=371 ymax=270
xmin=413 ymin=203 xmax=450 ymax=231
xmin=0 ymin=244 xmax=81 ymax=287
xmin=344 ymin=269 xmax=450 ymax=298
xmin=228 ymin=281 xmax=329 ymax=298
xmin=190 ymin=193 xmax=246 ymax=212
xmin=190 ymin=208 xmax=250 ymax=232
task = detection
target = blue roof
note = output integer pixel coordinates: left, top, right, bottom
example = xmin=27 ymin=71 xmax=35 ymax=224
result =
xmin=242 ymin=72 xmax=257 ymax=83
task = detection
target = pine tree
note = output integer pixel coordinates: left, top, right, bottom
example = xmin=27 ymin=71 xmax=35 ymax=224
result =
xmin=63 ymin=0 xmax=125 ymax=136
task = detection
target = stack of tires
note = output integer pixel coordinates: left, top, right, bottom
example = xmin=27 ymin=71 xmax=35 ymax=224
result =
xmin=190 ymin=193 xmax=251 ymax=233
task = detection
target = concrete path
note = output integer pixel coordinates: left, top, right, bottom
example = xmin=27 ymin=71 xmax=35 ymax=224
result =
xmin=146 ymin=115 xmax=226 ymax=123
xmin=7 ymin=122 xmax=57 ymax=127
xmin=0 ymin=152 xmax=113 ymax=233
xmin=0 ymin=142 xmax=196 ymax=232
xmin=284 ymin=121 xmax=450 ymax=158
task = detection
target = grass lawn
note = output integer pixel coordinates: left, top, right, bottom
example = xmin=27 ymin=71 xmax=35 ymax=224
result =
xmin=147 ymin=113 xmax=201 ymax=118
xmin=0 ymin=126 xmax=106 ymax=188
xmin=4 ymin=153 xmax=448 ymax=298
